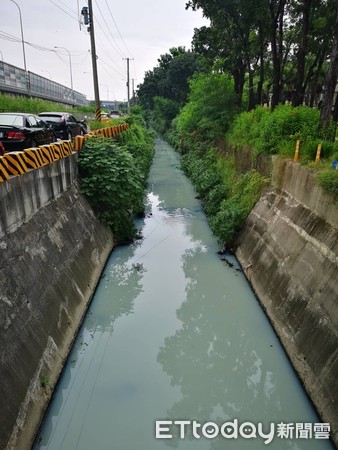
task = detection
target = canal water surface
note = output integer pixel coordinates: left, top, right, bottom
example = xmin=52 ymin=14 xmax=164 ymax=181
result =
xmin=34 ymin=138 xmax=333 ymax=450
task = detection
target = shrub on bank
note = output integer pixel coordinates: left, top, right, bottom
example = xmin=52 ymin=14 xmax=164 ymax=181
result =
xmin=227 ymin=104 xmax=328 ymax=157
xmin=175 ymin=72 xmax=237 ymax=143
xmin=226 ymin=104 xmax=337 ymax=194
xmin=181 ymin=147 xmax=268 ymax=247
xmin=78 ymin=113 xmax=154 ymax=243
xmin=316 ymin=170 xmax=338 ymax=195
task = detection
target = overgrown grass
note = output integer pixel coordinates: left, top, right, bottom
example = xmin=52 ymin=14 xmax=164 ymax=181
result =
xmin=226 ymin=104 xmax=337 ymax=194
xmin=316 ymin=170 xmax=338 ymax=194
xmin=0 ymin=93 xmax=95 ymax=116
xmin=88 ymin=118 xmax=125 ymax=130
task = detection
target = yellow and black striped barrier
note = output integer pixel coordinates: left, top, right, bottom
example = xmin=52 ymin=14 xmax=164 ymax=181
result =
xmin=0 ymin=124 xmax=129 ymax=184
xmin=3 ymin=151 xmax=28 ymax=176
xmin=39 ymin=144 xmax=56 ymax=164
xmin=51 ymin=142 xmax=66 ymax=160
xmin=73 ymin=136 xmax=84 ymax=152
xmin=95 ymin=107 xmax=102 ymax=122
xmin=0 ymin=156 xmax=10 ymax=183
xmin=63 ymin=140 xmax=73 ymax=155
xmin=24 ymin=148 xmax=44 ymax=169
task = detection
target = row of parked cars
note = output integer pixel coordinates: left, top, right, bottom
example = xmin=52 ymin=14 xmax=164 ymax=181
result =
xmin=0 ymin=112 xmax=88 ymax=155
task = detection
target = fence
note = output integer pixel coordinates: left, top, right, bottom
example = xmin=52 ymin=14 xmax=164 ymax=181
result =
xmin=0 ymin=61 xmax=88 ymax=106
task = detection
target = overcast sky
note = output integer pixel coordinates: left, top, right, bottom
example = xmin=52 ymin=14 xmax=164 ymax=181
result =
xmin=1 ymin=0 xmax=209 ymax=102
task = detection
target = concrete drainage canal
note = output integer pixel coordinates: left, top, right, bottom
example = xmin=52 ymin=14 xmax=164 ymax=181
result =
xmin=33 ymin=138 xmax=334 ymax=450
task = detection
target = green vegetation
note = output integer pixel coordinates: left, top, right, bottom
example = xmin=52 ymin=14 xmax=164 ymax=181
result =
xmin=227 ymin=104 xmax=337 ymax=161
xmin=0 ymin=93 xmax=95 ymax=116
xmin=172 ymin=73 xmax=237 ymax=142
xmin=40 ymin=375 xmax=50 ymax=389
xmin=137 ymin=47 xmax=200 ymax=134
xmin=181 ymin=146 xmax=267 ymax=246
xmin=78 ymin=113 xmax=154 ymax=244
xmin=134 ymin=0 xmax=338 ymax=245
xmin=88 ymin=117 xmax=125 ymax=130
xmin=316 ymin=170 xmax=338 ymax=195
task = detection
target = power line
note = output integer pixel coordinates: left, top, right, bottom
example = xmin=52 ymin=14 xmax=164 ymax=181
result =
xmin=97 ymin=61 xmax=126 ymax=92
xmin=47 ymin=0 xmax=79 ymax=21
xmin=95 ymin=38 xmax=125 ymax=78
xmin=98 ymin=56 xmax=126 ymax=81
xmin=103 ymin=0 xmax=133 ymax=58
xmin=93 ymin=0 xmax=125 ymax=58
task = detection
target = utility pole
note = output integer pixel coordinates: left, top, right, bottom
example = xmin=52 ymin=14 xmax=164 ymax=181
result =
xmin=132 ymin=78 xmax=137 ymax=106
xmin=83 ymin=1 xmax=101 ymax=121
xmin=123 ymin=58 xmax=134 ymax=115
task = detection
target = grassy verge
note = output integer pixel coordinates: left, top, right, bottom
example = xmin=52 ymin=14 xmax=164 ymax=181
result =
xmin=0 ymin=93 xmax=95 ymax=116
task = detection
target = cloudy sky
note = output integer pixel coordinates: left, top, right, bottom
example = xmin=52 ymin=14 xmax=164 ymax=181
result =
xmin=1 ymin=0 xmax=209 ymax=102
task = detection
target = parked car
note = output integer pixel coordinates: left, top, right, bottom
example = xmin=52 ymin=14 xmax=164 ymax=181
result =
xmin=110 ymin=110 xmax=121 ymax=119
xmin=0 ymin=113 xmax=56 ymax=152
xmin=100 ymin=112 xmax=111 ymax=123
xmin=38 ymin=112 xmax=83 ymax=140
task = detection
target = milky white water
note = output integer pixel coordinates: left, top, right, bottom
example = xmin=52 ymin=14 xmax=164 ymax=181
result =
xmin=33 ymin=138 xmax=333 ymax=450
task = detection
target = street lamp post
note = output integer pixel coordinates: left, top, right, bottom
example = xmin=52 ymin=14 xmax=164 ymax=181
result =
xmin=54 ymin=46 xmax=74 ymax=104
xmin=9 ymin=0 xmax=29 ymax=93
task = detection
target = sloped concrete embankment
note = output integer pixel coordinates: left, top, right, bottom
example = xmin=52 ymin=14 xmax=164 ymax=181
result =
xmin=0 ymin=155 xmax=114 ymax=450
xmin=236 ymin=158 xmax=338 ymax=447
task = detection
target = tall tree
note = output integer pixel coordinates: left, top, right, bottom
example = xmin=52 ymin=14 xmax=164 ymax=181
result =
xmin=137 ymin=47 xmax=199 ymax=110
xmin=320 ymin=5 xmax=338 ymax=134
xmin=269 ymin=0 xmax=287 ymax=109
xmin=291 ymin=0 xmax=313 ymax=106
xmin=187 ymin=0 xmax=270 ymax=108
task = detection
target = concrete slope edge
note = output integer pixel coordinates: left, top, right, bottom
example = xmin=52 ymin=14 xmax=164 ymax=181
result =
xmin=236 ymin=158 xmax=338 ymax=449
xmin=0 ymin=184 xmax=115 ymax=450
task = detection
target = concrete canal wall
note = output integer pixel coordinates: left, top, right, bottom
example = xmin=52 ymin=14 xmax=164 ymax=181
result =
xmin=0 ymin=156 xmax=114 ymax=450
xmin=236 ymin=158 xmax=338 ymax=447
xmin=1 ymin=143 xmax=337 ymax=448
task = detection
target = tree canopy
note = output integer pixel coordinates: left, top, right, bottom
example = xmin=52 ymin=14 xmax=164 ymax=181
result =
xmin=187 ymin=0 xmax=337 ymax=114
xmin=137 ymin=1 xmax=338 ymax=135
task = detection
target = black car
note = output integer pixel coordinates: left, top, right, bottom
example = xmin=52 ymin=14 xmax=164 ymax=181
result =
xmin=0 ymin=113 xmax=56 ymax=152
xmin=38 ymin=112 xmax=85 ymax=140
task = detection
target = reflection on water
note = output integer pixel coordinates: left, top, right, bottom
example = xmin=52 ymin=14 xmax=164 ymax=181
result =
xmin=33 ymin=139 xmax=333 ymax=450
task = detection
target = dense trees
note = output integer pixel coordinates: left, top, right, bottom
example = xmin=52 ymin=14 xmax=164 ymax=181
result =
xmin=186 ymin=0 xmax=337 ymax=115
xmin=137 ymin=47 xmax=199 ymax=110
xmin=137 ymin=1 xmax=338 ymax=136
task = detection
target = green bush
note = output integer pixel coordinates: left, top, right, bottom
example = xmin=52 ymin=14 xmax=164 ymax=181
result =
xmin=181 ymin=146 xmax=267 ymax=246
xmin=151 ymin=96 xmax=180 ymax=135
xmin=78 ymin=138 xmax=144 ymax=242
xmin=227 ymin=104 xmax=335 ymax=159
xmin=176 ymin=72 xmax=237 ymax=143
xmin=227 ymin=106 xmax=269 ymax=150
xmin=316 ymin=170 xmax=338 ymax=194
xmin=78 ymin=113 xmax=154 ymax=243
xmin=254 ymin=104 xmax=322 ymax=155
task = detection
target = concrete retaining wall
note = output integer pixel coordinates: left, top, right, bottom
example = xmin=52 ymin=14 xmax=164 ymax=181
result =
xmin=236 ymin=158 xmax=338 ymax=447
xmin=0 ymin=158 xmax=114 ymax=450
